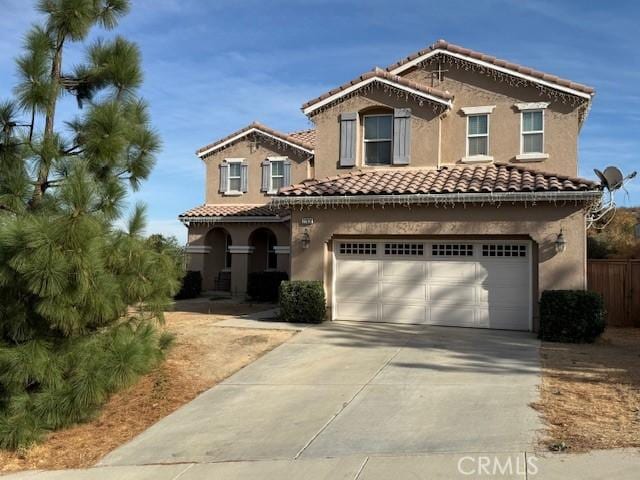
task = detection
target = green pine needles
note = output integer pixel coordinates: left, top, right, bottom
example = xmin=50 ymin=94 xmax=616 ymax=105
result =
xmin=0 ymin=0 xmax=182 ymax=449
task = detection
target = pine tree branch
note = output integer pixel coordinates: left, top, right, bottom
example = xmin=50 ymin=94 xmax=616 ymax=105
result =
xmin=29 ymin=33 xmax=65 ymax=208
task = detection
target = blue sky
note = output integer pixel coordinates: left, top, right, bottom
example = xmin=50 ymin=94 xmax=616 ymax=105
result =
xmin=1 ymin=0 xmax=639 ymax=242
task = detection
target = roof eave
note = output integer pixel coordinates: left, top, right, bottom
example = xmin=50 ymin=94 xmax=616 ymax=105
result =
xmin=179 ymin=214 xmax=290 ymax=224
xmin=271 ymin=190 xmax=602 ymax=208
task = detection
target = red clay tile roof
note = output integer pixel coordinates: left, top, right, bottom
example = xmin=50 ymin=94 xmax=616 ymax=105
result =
xmin=196 ymin=122 xmax=315 ymax=157
xmin=386 ymin=39 xmax=595 ymax=96
xmin=278 ymin=164 xmax=599 ymax=197
xmin=289 ymin=128 xmax=316 ymax=148
xmin=302 ymin=68 xmax=454 ymax=112
xmin=179 ymin=204 xmax=282 ymax=218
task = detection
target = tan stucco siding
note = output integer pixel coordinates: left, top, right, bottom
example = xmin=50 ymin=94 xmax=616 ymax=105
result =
xmin=311 ymin=89 xmax=441 ymax=179
xmin=202 ymin=139 xmax=310 ymax=204
xmin=403 ymin=67 xmax=581 ymax=177
xmin=290 ymin=204 xmax=587 ymax=327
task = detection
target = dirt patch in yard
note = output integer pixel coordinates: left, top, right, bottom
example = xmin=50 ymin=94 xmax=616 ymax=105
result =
xmin=533 ymin=328 xmax=640 ymax=452
xmin=0 ymin=304 xmax=294 ymax=473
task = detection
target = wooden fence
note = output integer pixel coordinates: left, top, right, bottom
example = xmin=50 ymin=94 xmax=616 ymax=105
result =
xmin=588 ymin=259 xmax=640 ymax=327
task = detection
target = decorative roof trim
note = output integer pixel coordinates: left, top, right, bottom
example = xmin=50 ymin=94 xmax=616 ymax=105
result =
xmin=197 ymin=124 xmax=314 ymax=158
xmin=389 ymin=48 xmax=593 ymax=101
xmin=271 ymin=191 xmax=601 ymax=208
xmin=302 ymin=72 xmax=453 ymax=116
xmin=179 ymin=215 xmax=290 ymax=225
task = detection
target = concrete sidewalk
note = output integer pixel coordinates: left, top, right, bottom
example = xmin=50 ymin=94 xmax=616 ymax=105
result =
xmin=6 ymin=450 xmax=640 ymax=479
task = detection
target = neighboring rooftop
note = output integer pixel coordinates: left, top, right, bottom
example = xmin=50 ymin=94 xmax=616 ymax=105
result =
xmin=278 ymin=163 xmax=600 ymax=197
xmin=289 ymin=128 xmax=316 ymax=149
xmin=386 ymin=39 xmax=595 ymax=97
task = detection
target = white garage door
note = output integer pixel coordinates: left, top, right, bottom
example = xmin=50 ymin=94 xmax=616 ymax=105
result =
xmin=333 ymin=240 xmax=531 ymax=331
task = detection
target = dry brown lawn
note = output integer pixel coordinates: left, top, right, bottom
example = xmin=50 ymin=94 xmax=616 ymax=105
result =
xmin=533 ymin=328 xmax=640 ymax=452
xmin=0 ymin=300 xmax=295 ymax=473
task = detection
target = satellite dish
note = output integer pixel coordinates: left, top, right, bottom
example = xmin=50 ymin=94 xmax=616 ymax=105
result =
xmin=602 ymin=166 xmax=624 ymax=191
xmin=588 ymin=166 xmax=638 ymax=229
xmin=593 ymin=168 xmax=608 ymax=187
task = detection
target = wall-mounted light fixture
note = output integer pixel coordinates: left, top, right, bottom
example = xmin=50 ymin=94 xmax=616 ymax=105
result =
xmin=555 ymin=228 xmax=567 ymax=254
xmin=301 ymin=228 xmax=311 ymax=249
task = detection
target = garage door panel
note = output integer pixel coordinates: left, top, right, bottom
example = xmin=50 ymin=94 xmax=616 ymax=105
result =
xmin=382 ymin=303 xmax=426 ymax=324
xmin=381 ymin=261 xmax=426 ymax=282
xmin=429 ymin=306 xmax=477 ymax=327
xmin=334 ymin=281 xmax=379 ymax=302
xmin=478 ymin=285 xmax=529 ymax=307
xmin=429 ymin=262 xmax=477 ymax=284
xmin=381 ymin=282 xmax=426 ymax=301
xmin=478 ymin=263 xmax=528 ymax=287
xmin=428 ymin=284 xmax=475 ymax=305
xmin=336 ymin=260 xmax=379 ymax=282
xmin=335 ymin=301 xmax=378 ymax=321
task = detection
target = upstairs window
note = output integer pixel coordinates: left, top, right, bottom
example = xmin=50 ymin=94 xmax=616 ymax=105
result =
xmin=270 ymin=160 xmax=285 ymax=192
xmin=467 ymin=114 xmax=489 ymax=156
xmin=228 ymin=161 xmax=242 ymax=192
xmin=363 ymin=115 xmax=392 ymax=165
xmin=521 ymin=110 xmax=544 ymax=154
xmin=220 ymin=158 xmax=247 ymax=195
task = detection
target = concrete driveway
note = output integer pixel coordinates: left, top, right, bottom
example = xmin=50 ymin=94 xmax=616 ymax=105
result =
xmin=100 ymin=321 xmax=541 ymax=467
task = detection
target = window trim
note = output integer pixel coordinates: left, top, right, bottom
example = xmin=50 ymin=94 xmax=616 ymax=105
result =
xmin=224 ymin=158 xmax=244 ymax=196
xmin=517 ymin=109 xmax=547 ymax=160
xmin=362 ymin=113 xmax=393 ymax=166
xmin=267 ymin=156 xmax=287 ymax=195
xmin=464 ymin=113 xmax=492 ymax=163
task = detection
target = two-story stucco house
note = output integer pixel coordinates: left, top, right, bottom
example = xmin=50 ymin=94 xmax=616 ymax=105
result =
xmin=179 ymin=40 xmax=601 ymax=332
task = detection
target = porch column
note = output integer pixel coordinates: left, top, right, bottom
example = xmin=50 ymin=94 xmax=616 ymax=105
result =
xmin=228 ymin=246 xmax=254 ymax=296
xmin=273 ymin=245 xmax=291 ymax=276
xmin=185 ymin=245 xmax=211 ymax=274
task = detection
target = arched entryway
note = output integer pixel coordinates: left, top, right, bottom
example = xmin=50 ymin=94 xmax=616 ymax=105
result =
xmin=248 ymin=227 xmax=278 ymax=273
xmin=203 ymin=227 xmax=233 ymax=291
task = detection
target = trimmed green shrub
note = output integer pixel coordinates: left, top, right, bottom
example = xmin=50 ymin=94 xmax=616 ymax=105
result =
xmin=539 ymin=290 xmax=606 ymax=343
xmin=279 ymin=281 xmax=326 ymax=324
xmin=175 ymin=271 xmax=202 ymax=300
xmin=247 ymin=271 xmax=289 ymax=302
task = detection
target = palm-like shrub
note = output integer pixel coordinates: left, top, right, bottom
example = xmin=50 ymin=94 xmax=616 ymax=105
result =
xmin=0 ymin=0 xmax=181 ymax=449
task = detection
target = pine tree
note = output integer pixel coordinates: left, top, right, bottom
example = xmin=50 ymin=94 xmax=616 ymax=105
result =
xmin=0 ymin=0 xmax=182 ymax=449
